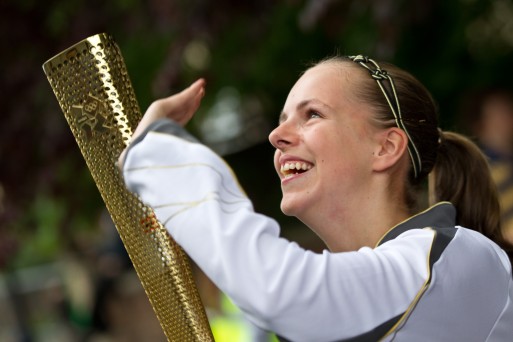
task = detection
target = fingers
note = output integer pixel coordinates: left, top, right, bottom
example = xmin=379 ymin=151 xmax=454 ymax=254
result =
xmin=175 ymin=78 xmax=206 ymax=106
xmin=133 ymin=79 xmax=206 ymax=135
xmin=181 ymin=79 xmax=207 ymax=125
xmin=186 ymin=78 xmax=206 ymax=114
xmin=188 ymin=78 xmax=206 ymax=94
xmin=144 ymin=78 xmax=204 ymax=125
xmin=167 ymin=78 xmax=206 ymax=126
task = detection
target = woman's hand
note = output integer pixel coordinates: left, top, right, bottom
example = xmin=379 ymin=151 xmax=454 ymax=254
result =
xmin=133 ymin=78 xmax=206 ymax=137
xmin=118 ymin=78 xmax=206 ymax=168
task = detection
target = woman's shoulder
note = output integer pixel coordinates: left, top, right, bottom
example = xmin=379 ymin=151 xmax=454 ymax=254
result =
xmin=454 ymin=226 xmax=512 ymax=272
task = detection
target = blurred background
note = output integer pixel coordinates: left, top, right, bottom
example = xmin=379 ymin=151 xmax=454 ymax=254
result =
xmin=2 ymin=0 xmax=513 ymax=341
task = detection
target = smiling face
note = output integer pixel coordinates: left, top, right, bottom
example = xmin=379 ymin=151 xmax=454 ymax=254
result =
xmin=269 ymin=62 xmax=382 ymax=229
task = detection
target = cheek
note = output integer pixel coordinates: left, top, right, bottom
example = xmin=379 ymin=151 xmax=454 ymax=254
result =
xmin=323 ymin=134 xmax=370 ymax=176
xmin=319 ymin=129 xmax=354 ymax=160
xmin=273 ymin=150 xmax=281 ymax=172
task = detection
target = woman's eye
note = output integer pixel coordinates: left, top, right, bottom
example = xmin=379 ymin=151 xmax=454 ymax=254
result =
xmin=309 ymin=111 xmax=321 ymax=119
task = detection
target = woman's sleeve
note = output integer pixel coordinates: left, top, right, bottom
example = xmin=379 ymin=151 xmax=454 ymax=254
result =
xmin=122 ymin=119 xmax=431 ymax=342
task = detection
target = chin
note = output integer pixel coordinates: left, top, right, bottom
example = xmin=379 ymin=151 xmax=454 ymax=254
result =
xmin=280 ymin=199 xmax=301 ymax=217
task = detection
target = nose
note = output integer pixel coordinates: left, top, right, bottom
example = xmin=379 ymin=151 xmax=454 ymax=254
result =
xmin=269 ymin=120 xmax=295 ymax=150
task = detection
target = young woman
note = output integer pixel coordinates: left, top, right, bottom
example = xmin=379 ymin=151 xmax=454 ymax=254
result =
xmin=119 ymin=56 xmax=513 ymax=341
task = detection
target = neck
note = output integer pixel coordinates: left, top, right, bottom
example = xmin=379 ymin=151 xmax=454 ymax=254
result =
xmin=304 ymin=178 xmax=410 ymax=252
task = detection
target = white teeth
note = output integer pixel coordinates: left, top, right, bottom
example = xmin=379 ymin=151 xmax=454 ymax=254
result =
xmin=280 ymin=161 xmax=313 ymax=174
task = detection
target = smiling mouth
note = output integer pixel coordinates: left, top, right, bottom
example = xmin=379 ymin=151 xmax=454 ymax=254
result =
xmin=280 ymin=162 xmax=313 ymax=178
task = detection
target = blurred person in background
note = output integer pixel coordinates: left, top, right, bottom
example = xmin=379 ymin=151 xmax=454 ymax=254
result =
xmin=461 ymin=87 xmax=513 ymax=245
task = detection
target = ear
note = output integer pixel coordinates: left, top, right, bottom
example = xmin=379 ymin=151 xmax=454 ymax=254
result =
xmin=372 ymin=127 xmax=409 ymax=173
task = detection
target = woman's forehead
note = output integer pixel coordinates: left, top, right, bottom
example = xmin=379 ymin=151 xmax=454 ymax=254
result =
xmin=279 ymin=64 xmax=374 ymax=126
xmin=299 ymin=63 xmax=359 ymax=90
xmin=288 ymin=63 xmax=359 ymax=102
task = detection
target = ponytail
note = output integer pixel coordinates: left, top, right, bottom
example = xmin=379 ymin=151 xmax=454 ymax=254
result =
xmin=431 ymin=131 xmax=513 ymax=261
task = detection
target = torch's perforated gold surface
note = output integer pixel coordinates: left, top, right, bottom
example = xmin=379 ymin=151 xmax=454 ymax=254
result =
xmin=43 ymin=33 xmax=213 ymax=341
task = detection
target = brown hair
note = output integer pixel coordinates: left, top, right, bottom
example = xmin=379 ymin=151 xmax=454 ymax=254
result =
xmin=431 ymin=132 xmax=512 ymax=259
xmin=316 ymin=56 xmax=512 ymax=258
xmin=431 ymin=132 xmax=501 ymax=238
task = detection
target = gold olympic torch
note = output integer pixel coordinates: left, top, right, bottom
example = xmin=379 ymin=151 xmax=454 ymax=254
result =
xmin=42 ymin=33 xmax=213 ymax=341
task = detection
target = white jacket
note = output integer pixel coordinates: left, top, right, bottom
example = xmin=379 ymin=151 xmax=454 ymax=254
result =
xmin=122 ymin=119 xmax=513 ymax=341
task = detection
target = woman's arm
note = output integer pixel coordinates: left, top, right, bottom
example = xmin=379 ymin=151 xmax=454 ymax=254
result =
xmin=122 ymin=127 xmax=431 ymax=342
xmin=120 ymin=82 xmax=431 ymax=341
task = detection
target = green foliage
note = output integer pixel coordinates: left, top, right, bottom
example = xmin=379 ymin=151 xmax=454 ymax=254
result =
xmin=10 ymin=194 xmax=64 ymax=268
xmin=2 ymin=0 xmax=513 ymax=269
xmin=1 ymin=1 xmax=512 ymax=339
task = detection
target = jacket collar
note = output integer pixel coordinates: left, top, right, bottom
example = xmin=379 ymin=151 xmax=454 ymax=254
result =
xmin=376 ymin=202 xmax=456 ymax=247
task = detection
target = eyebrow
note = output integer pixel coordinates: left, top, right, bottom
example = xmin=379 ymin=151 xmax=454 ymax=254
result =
xmin=278 ymin=99 xmax=333 ymax=124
